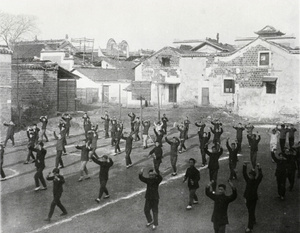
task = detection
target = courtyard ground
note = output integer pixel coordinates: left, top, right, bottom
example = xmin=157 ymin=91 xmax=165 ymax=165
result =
xmin=1 ymin=106 xmax=299 ymax=233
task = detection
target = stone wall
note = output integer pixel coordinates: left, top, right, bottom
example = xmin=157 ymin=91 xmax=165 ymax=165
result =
xmin=0 ymin=52 xmax=12 ymax=140
xmin=11 ymin=65 xmax=58 ymax=124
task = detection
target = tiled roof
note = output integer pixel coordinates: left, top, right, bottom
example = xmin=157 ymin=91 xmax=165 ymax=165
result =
xmin=191 ymin=38 xmax=235 ymax=52
xmin=0 ymin=46 xmax=12 ymax=54
xmin=255 ymin=25 xmax=285 ymax=36
xmin=12 ymin=61 xmax=58 ymax=70
xmin=75 ymin=67 xmax=134 ymax=82
xmin=94 ymin=56 xmax=136 ymax=69
xmin=12 ymin=39 xmax=70 ymax=60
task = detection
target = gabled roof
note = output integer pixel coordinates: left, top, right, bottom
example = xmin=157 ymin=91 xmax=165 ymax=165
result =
xmin=255 ymin=25 xmax=285 ymax=37
xmin=13 ymin=39 xmax=74 ymax=60
xmin=191 ymin=38 xmax=235 ymax=52
xmin=74 ymin=67 xmax=134 ymax=82
xmin=94 ymin=56 xmax=136 ymax=69
xmin=0 ymin=45 xmax=12 ymax=54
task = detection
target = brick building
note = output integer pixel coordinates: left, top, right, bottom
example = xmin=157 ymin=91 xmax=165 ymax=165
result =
xmin=0 ymin=46 xmax=12 ymax=140
xmin=203 ymin=37 xmax=299 ymax=118
xmin=11 ymin=62 xmax=78 ymax=124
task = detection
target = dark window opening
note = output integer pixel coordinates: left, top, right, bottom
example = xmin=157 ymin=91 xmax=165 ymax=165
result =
xmin=266 ymin=81 xmax=276 ymax=94
xmin=224 ymin=80 xmax=235 ymax=93
xmin=162 ymin=57 xmax=170 ymax=67
xmin=259 ymin=52 xmax=270 ymax=66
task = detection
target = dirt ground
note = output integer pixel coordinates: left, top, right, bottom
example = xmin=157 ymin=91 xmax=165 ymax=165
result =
xmin=1 ymin=106 xmax=299 ymax=233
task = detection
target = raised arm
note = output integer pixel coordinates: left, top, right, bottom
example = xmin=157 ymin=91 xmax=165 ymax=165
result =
xmin=243 ymin=164 xmax=249 ymax=182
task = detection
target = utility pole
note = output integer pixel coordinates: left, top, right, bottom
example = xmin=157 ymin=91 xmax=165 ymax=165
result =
xmin=157 ymin=83 xmax=160 ymax=121
xmin=140 ymin=95 xmax=143 ymax=140
xmin=119 ymin=84 xmax=121 ymax=119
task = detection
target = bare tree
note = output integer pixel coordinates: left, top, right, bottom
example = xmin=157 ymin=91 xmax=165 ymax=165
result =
xmin=0 ymin=11 xmax=39 ymax=49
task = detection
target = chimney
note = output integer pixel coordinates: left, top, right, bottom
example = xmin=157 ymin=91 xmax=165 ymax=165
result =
xmin=216 ymin=33 xmax=219 ymax=43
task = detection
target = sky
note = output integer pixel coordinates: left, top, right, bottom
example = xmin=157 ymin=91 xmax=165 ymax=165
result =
xmin=1 ymin=0 xmax=299 ymax=50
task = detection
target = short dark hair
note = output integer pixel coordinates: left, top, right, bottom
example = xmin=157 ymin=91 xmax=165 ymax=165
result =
xmin=38 ymin=141 xmax=44 ymax=147
xmin=218 ymin=184 xmax=226 ymax=190
xmin=189 ymin=158 xmax=196 ymax=164
xmin=52 ymin=168 xmax=60 ymax=173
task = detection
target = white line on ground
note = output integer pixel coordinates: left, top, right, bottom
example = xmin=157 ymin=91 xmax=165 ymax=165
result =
xmin=28 ymin=155 xmax=240 ymax=233
xmin=4 ymin=168 xmax=19 ymax=179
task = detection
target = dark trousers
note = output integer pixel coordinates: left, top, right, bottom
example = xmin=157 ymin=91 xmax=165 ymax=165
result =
xmin=170 ymin=155 xmax=178 ymax=173
xmin=85 ymin=130 xmax=89 ymax=140
xmin=144 ymin=199 xmax=159 ymax=226
xmin=131 ymin=123 xmax=135 ymax=132
xmin=63 ymin=138 xmax=67 ymax=153
xmin=99 ymin=179 xmax=109 ymax=199
xmin=289 ymin=137 xmax=294 ymax=148
xmin=1 ymin=163 xmax=5 ymax=178
xmin=213 ymin=222 xmax=226 ymax=233
xmin=162 ymin=126 xmax=167 ymax=135
xmin=188 ymin=189 xmax=198 ymax=205
xmin=65 ymin=127 xmax=70 ymax=137
xmin=34 ymin=167 xmax=47 ymax=188
xmin=134 ymin=131 xmax=140 ymax=141
xmin=276 ymin=174 xmax=286 ymax=197
xmin=91 ymin=148 xmax=99 ymax=159
xmin=200 ymin=148 xmax=207 ymax=165
xmin=115 ymin=138 xmax=121 ymax=153
xmin=55 ymin=150 xmax=64 ymax=168
xmin=179 ymin=139 xmax=186 ymax=152
xmin=4 ymin=134 xmax=15 ymax=146
xmin=48 ymin=193 xmax=67 ymax=218
xmin=26 ymin=148 xmax=35 ymax=162
xmin=279 ymin=139 xmax=286 ymax=152
xmin=153 ymin=159 xmax=161 ymax=174
xmin=236 ymin=138 xmax=242 ymax=153
xmin=297 ymin=158 xmax=300 ymax=178
xmin=246 ymin=199 xmax=257 ymax=229
xmin=250 ymin=151 xmax=257 ymax=168
xmin=125 ymin=148 xmax=132 ymax=166
xmin=111 ymin=131 xmax=116 ymax=146
xmin=209 ymin=169 xmax=218 ymax=191
xmin=105 ymin=125 xmax=109 ymax=138
xmin=41 ymin=129 xmax=48 ymax=142
xmin=287 ymin=170 xmax=296 ymax=190
xmin=229 ymin=161 xmax=237 ymax=180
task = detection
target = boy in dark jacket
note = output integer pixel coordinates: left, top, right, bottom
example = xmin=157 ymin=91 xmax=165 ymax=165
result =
xmin=165 ymin=137 xmax=180 ymax=176
xmin=233 ymin=123 xmax=245 ymax=153
xmin=204 ymin=144 xmax=223 ymax=192
xmin=82 ymin=113 xmax=91 ymax=139
xmin=154 ymin=128 xmax=164 ymax=146
xmin=183 ymin=116 xmax=191 ymax=139
xmin=199 ymin=132 xmax=210 ymax=167
xmin=114 ymin=123 xmax=123 ymax=154
xmin=88 ymin=126 xmax=99 ymax=159
xmin=39 ymin=116 xmax=49 ymax=142
xmin=287 ymin=124 xmax=297 ymax=148
xmin=243 ymin=162 xmax=263 ymax=232
xmin=271 ymin=150 xmax=287 ymax=200
xmin=62 ymin=113 xmax=72 ymax=138
xmin=30 ymin=141 xmax=47 ymax=191
xmin=148 ymin=142 xmax=163 ymax=174
xmin=277 ymin=124 xmax=288 ymax=152
xmin=92 ymin=155 xmax=114 ymax=203
xmin=177 ymin=124 xmax=187 ymax=153
xmin=53 ymin=132 xmax=65 ymax=168
xmin=128 ymin=112 xmax=136 ymax=132
xmin=206 ymin=180 xmax=237 ymax=233
xmin=44 ymin=168 xmax=67 ymax=221
xmin=110 ymin=117 xmax=117 ymax=146
xmin=226 ymin=138 xmax=240 ymax=180
xmin=121 ymin=132 xmax=134 ymax=168
xmin=139 ymin=168 xmax=163 ymax=231
xmin=101 ymin=111 xmax=110 ymax=138
xmin=183 ymin=158 xmax=200 ymax=210
xmin=24 ymin=128 xmax=36 ymax=164
xmin=210 ymin=126 xmax=223 ymax=148
xmin=247 ymin=132 xmax=261 ymax=169
xmin=76 ymin=140 xmax=92 ymax=182
xmin=133 ymin=117 xmax=141 ymax=141
xmin=3 ymin=121 xmax=15 ymax=147
xmin=161 ymin=114 xmax=169 ymax=135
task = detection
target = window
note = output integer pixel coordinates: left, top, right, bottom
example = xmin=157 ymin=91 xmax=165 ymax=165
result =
xmin=162 ymin=57 xmax=170 ymax=67
xmin=169 ymin=84 xmax=177 ymax=102
xmin=224 ymin=80 xmax=235 ymax=93
xmin=259 ymin=52 xmax=270 ymax=66
xmin=266 ymin=81 xmax=276 ymax=94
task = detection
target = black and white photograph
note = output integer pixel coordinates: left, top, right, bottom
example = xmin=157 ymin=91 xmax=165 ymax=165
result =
xmin=0 ymin=0 xmax=299 ymax=232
